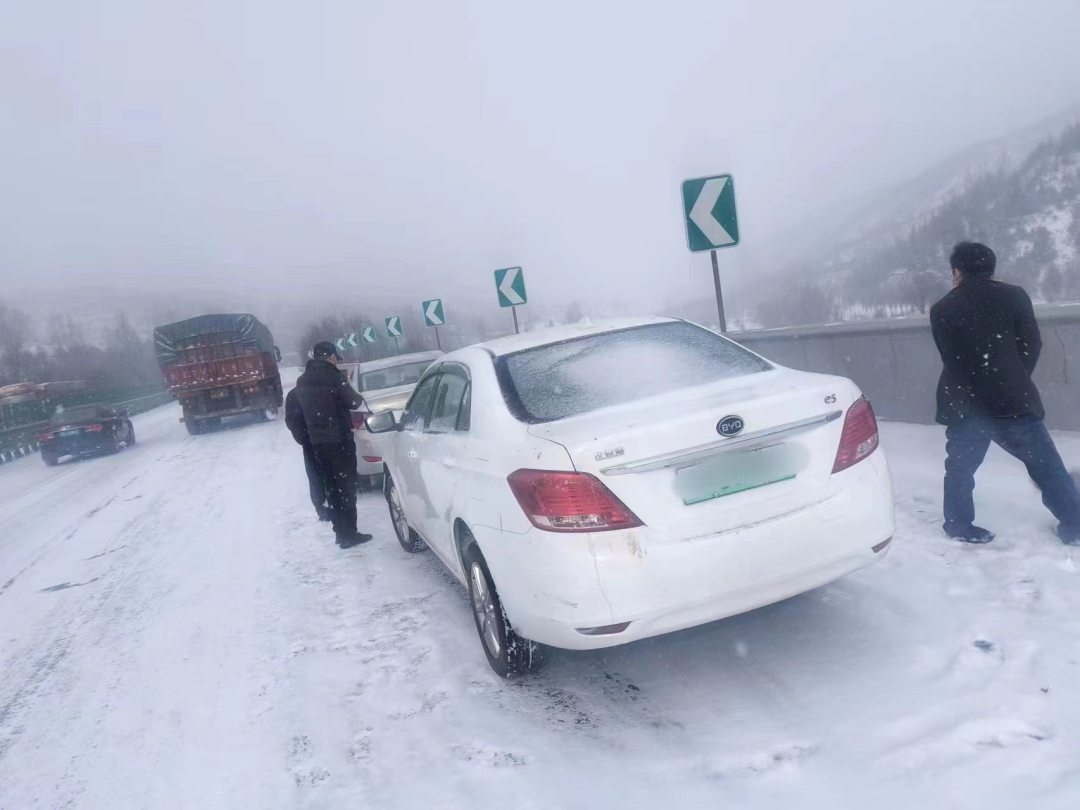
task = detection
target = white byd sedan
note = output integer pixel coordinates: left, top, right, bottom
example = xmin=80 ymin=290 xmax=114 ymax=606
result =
xmin=366 ymin=317 xmax=895 ymax=677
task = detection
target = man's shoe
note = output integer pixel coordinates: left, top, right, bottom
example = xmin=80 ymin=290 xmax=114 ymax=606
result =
xmin=944 ymin=523 xmax=996 ymax=544
xmin=1056 ymin=524 xmax=1080 ymax=546
xmin=336 ymin=531 xmax=373 ymax=549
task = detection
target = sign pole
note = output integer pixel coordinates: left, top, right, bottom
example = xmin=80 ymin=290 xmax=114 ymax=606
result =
xmin=710 ymin=249 xmax=728 ymax=333
xmin=394 ymin=336 xmax=400 ymax=355
xmin=434 ymin=325 xmax=442 ymax=351
xmin=511 ymin=306 xmax=520 ymax=335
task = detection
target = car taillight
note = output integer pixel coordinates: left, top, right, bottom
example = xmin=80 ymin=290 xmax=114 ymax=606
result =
xmin=832 ymin=396 xmax=880 ymax=473
xmin=363 ymin=456 xmax=382 ymax=463
xmin=351 ymin=411 xmax=371 ymax=430
xmin=86 ymin=424 xmax=105 ymax=432
xmin=40 ymin=432 xmax=55 ymax=441
xmin=507 ymin=470 xmax=644 ymax=533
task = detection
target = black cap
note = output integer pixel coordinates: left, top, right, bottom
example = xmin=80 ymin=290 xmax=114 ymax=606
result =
xmin=313 ymin=341 xmax=340 ymax=360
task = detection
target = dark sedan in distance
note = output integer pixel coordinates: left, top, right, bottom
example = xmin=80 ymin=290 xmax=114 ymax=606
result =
xmin=39 ymin=404 xmax=135 ymax=466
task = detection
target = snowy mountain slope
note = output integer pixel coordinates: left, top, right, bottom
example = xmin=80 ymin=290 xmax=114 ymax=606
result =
xmin=751 ymin=111 xmax=1080 ymax=326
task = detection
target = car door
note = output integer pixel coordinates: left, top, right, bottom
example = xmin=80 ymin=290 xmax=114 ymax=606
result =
xmin=394 ymin=371 xmax=440 ymax=526
xmin=413 ymin=364 xmax=471 ymax=562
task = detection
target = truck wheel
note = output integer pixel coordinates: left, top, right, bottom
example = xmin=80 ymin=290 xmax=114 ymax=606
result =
xmin=259 ymin=407 xmax=278 ymax=422
xmin=461 ymin=536 xmax=546 ymax=678
xmin=186 ymin=419 xmax=203 ymax=436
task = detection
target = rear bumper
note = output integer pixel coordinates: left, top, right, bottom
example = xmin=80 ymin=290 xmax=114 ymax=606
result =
xmin=354 ymin=430 xmax=387 ymax=475
xmin=181 ymin=403 xmax=272 ymax=421
xmin=476 ymin=452 xmax=895 ymax=651
xmin=41 ymin=436 xmax=114 ymax=457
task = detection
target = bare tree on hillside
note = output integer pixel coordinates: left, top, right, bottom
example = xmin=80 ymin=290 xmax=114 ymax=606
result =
xmin=0 ymin=301 xmax=33 ymax=384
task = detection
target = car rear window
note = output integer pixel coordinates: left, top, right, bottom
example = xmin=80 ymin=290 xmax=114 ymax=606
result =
xmin=495 ymin=322 xmax=772 ymax=424
xmin=359 ymin=361 xmax=433 ymax=392
xmin=49 ymin=405 xmax=103 ymax=426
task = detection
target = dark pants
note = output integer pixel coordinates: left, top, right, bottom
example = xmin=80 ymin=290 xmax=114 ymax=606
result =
xmin=310 ymin=437 xmax=359 ymax=537
xmin=944 ymin=415 xmax=1080 ymax=530
xmin=302 ymin=443 xmax=329 ymax=520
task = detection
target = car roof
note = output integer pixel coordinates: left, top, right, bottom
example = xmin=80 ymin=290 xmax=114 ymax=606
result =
xmin=351 ymin=350 xmax=444 ymax=374
xmin=472 ymin=316 xmax=679 ymax=357
xmin=339 ymin=351 xmax=443 ymax=377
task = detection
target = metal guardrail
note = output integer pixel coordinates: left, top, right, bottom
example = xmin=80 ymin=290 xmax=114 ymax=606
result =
xmin=0 ymin=390 xmax=175 ymax=466
xmin=731 ymin=303 xmax=1080 ymax=431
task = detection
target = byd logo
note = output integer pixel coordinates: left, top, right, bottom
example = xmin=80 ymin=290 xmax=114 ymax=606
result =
xmin=717 ymin=415 xmax=745 ymax=437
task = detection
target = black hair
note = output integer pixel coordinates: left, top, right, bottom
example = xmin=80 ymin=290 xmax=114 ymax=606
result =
xmin=950 ymin=241 xmax=996 ymax=278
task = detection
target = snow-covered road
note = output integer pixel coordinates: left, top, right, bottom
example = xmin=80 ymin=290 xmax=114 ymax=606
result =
xmin=1 ymin=399 xmax=1079 ymax=809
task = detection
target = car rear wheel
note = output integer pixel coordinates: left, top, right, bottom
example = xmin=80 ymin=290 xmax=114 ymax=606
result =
xmin=385 ymin=475 xmax=425 ymax=553
xmin=42 ymin=451 xmax=58 ymax=466
xmin=126 ymin=423 xmax=136 ymax=446
xmin=461 ymin=538 xmax=545 ymax=678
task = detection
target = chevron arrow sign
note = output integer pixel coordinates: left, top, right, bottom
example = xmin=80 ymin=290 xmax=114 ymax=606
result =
xmin=422 ymin=299 xmax=445 ymax=327
xmin=681 ymin=174 xmax=740 ymax=252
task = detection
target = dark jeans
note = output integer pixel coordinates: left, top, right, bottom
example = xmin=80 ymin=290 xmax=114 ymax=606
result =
xmin=944 ymin=415 xmax=1080 ymax=530
xmin=302 ymin=443 xmax=329 ymax=519
xmin=310 ymin=437 xmax=359 ymax=537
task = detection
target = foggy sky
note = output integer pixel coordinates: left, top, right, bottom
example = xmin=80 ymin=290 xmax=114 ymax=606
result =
xmin=3 ymin=0 xmax=1080 ymax=319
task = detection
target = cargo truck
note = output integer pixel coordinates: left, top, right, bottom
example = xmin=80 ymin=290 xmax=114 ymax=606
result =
xmin=154 ymin=314 xmax=283 ymax=435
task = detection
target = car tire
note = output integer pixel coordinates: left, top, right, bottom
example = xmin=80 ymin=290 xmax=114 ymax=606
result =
xmin=461 ymin=538 xmax=546 ymax=678
xmin=42 ymin=451 xmax=59 ymax=467
xmin=126 ymin=423 xmax=136 ymax=446
xmin=385 ymin=475 xmax=425 ymax=553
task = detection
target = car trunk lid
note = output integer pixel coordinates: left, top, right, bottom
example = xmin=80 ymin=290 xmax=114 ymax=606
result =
xmin=528 ymin=369 xmax=853 ymax=541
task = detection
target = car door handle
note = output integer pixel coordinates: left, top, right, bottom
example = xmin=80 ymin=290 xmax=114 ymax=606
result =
xmin=407 ymin=450 xmax=418 ymax=460
xmin=442 ymin=458 xmax=457 ymax=469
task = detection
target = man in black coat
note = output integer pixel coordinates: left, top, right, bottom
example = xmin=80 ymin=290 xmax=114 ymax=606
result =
xmin=293 ymin=342 xmax=372 ymax=548
xmin=284 ymin=385 xmax=330 ymax=522
xmin=930 ymin=241 xmax=1080 ymax=545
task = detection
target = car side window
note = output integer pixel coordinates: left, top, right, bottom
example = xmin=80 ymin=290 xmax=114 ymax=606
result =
xmin=427 ymin=372 xmax=468 ymax=434
xmin=401 ymin=374 xmax=440 ymax=430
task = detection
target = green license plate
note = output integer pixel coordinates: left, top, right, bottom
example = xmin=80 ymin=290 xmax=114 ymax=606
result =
xmin=675 ymin=445 xmax=798 ymax=506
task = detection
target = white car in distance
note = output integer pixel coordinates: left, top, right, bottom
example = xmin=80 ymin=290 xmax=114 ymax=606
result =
xmin=342 ymin=351 xmax=444 ymax=488
xmin=366 ymin=318 xmax=895 ymax=677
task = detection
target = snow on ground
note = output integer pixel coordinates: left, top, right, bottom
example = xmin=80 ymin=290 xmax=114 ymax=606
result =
xmin=1 ymin=404 xmax=1079 ymax=809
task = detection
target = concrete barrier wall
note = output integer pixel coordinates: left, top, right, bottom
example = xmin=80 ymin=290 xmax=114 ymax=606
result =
xmin=730 ymin=303 xmax=1080 ymax=431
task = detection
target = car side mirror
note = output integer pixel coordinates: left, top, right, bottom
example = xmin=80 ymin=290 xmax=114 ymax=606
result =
xmin=365 ymin=410 xmax=399 ymax=434
xmin=274 ymin=346 xmax=282 ymax=363
xmin=117 ymin=409 xmax=130 ymax=418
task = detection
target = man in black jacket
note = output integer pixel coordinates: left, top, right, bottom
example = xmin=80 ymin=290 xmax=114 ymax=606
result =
xmin=930 ymin=241 xmax=1080 ymax=545
xmin=284 ymin=385 xmax=330 ymax=522
xmin=293 ymin=342 xmax=372 ymax=548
